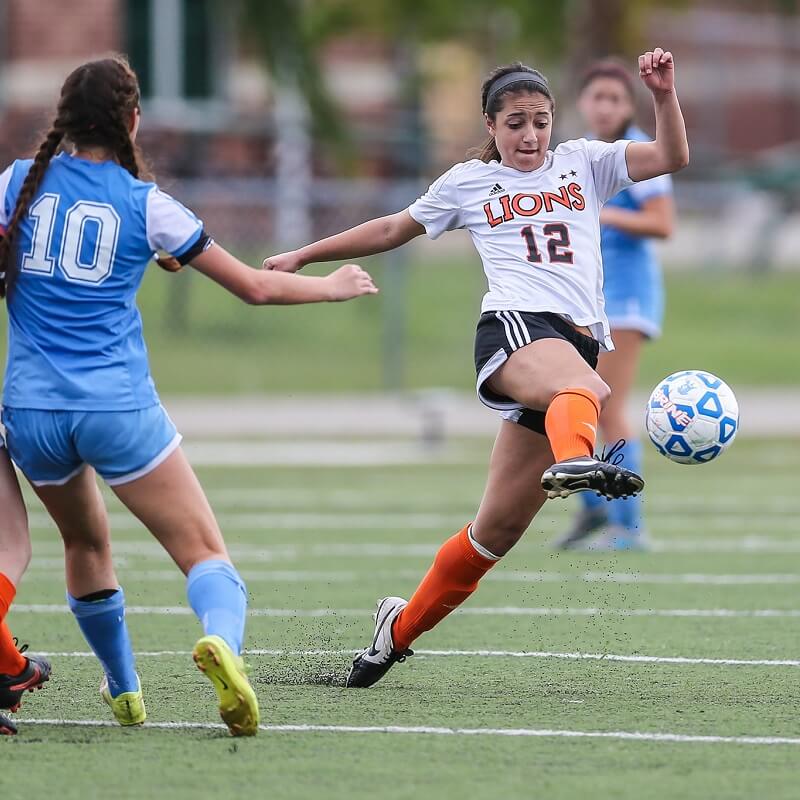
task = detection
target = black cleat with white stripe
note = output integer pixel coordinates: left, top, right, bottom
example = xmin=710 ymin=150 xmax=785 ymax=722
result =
xmin=0 ymin=711 xmax=17 ymax=736
xmin=541 ymin=439 xmax=644 ymax=501
xmin=346 ymin=597 xmax=413 ymax=688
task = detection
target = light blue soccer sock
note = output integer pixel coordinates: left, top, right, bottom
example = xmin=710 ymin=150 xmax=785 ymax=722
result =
xmin=186 ymin=559 xmax=248 ymax=655
xmin=579 ymin=484 xmax=608 ymax=512
xmin=68 ymin=588 xmax=139 ymax=698
xmin=607 ymin=439 xmax=644 ymax=531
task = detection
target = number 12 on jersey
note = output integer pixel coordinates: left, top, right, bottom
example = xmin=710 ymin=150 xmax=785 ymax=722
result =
xmin=520 ymin=223 xmax=573 ymax=265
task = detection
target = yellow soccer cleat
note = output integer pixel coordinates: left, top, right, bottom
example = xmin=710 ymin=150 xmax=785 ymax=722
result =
xmin=192 ymin=635 xmax=259 ymax=737
xmin=100 ymin=674 xmax=146 ymax=726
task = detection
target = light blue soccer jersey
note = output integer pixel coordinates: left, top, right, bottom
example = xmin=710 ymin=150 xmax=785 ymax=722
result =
xmin=601 ymin=125 xmax=672 ymax=337
xmin=0 ymin=154 xmax=203 ymax=410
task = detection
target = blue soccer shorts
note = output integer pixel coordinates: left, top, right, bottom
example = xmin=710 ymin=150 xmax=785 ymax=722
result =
xmin=1 ymin=404 xmax=182 ymax=487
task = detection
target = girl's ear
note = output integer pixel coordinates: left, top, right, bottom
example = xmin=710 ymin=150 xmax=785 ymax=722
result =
xmin=484 ymin=112 xmax=495 ymax=135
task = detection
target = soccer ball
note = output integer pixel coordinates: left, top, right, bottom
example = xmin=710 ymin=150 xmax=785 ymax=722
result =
xmin=645 ymin=370 xmax=739 ymax=464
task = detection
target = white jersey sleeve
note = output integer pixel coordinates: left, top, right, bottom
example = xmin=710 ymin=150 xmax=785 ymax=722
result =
xmin=584 ymin=139 xmax=634 ymax=204
xmin=146 ymin=187 xmax=203 ymax=256
xmin=0 ymin=165 xmax=14 ymax=228
xmin=407 ymin=165 xmax=465 ymax=239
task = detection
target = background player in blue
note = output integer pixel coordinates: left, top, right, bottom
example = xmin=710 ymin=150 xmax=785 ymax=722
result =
xmin=0 ymin=56 xmax=377 ymax=736
xmin=556 ymin=59 xmax=675 ymax=551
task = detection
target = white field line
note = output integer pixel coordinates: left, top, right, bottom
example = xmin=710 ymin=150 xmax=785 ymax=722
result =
xmin=22 ymin=567 xmax=800 ymax=587
xmin=32 ymin=647 xmax=800 ymax=668
xmin=13 ymin=604 xmax=800 ymax=619
xmin=24 ymin=537 xmax=800 ymax=559
xmin=16 ymin=718 xmax=800 ymax=746
xmin=25 ymin=511 xmax=800 ymax=532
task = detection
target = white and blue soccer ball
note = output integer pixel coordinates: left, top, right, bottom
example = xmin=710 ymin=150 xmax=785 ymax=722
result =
xmin=645 ymin=370 xmax=739 ymax=465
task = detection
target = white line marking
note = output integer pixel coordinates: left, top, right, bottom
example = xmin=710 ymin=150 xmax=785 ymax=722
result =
xmin=13 ymin=604 xmax=800 ymax=619
xmin=33 ymin=648 xmax=800 ymax=668
xmin=23 ymin=567 xmax=800 ymax=587
xmin=26 ymin=537 xmax=800 ymax=559
xmin=16 ymin=719 xmax=800 ymax=746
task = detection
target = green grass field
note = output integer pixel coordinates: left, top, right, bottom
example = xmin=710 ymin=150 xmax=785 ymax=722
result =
xmin=3 ymin=261 xmax=793 ymax=396
xmin=3 ymin=435 xmax=800 ymax=799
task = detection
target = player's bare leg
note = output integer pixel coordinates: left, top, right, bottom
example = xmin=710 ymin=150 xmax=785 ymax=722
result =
xmin=0 ymin=450 xmax=49 ymax=723
xmin=488 ymin=337 xmax=644 ymax=500
xmin=112 ymin=447 xmax=259 ymax=736
xmin=32 ymin=468 xmax=142 ymax=724
xmin=347 ymin=422 xmax=552 ymax=688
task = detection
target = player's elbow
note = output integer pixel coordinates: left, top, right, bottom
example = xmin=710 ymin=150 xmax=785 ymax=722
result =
xmin=670 ymin=147 xmax=689 ymax=173
xmin=241 ymin=274 xmax=275 ymax=305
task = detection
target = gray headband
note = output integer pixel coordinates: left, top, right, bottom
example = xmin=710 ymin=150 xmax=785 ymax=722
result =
xmin=484 ymin=71 xmax=550 ymax=112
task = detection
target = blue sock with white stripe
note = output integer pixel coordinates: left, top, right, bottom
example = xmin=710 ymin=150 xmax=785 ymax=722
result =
xmin=186 ymin=559 xmax=248 ymax=655
xmin=68 ymin=588 xmax=139 ymax=698
xmin=607 ymin=439 xmax=644 ymax=531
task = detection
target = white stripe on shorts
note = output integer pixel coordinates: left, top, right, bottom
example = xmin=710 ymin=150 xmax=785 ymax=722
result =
xmin=509 ymin=311 xmax=532 ymax=345
xmin=495 ymin=312 xmax=520 ymax=350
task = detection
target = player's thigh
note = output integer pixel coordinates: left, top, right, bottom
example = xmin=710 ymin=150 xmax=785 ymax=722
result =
xmin=472 ymin=421 xmax=554 ymax=556
xmin=32 ymin=466 xmax=111 ymax=548
xmin=0 ymin=446 xmax=31 ymax=582
xmin=488 ymin=338 xmax=609 ymax=412
xmin=110 ymin=447 xmax=228 ymax=575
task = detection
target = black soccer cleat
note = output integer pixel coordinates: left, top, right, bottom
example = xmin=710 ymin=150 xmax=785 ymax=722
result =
xmin=346 ymin=597 xmax=414 ymax=688
xmin=0 ymin=711 xmax=17 ymax=736
xmin=0 ymin=640 xmax=51 ymax=712
xmin=541 ymin=439 xmax=644 ymax=501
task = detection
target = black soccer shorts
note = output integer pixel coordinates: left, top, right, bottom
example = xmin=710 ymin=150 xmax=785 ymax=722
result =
xmin=473 ymin=310 xmax=601 ymax=435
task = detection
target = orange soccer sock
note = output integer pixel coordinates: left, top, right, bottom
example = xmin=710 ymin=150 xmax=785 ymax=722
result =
xmin=391 ymin=525 xmax=498 ymax=652
xmin=0 ymin=573 xmax=26 ymax=676
xmin=544 ymin=388 xmax=601 ymax=462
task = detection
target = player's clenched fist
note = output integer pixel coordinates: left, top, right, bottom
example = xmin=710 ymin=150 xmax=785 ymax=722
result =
xmin=638 ymin=48 xmax=675 ymax=95
xmin=263 ymin=250 xmax=304 ymax=272
xmin=325 ymin=264 xmax=379 ymax=301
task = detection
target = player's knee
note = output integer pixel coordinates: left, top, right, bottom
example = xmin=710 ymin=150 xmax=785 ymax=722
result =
xmin=473 ymin=518 xmax=528 ymax=557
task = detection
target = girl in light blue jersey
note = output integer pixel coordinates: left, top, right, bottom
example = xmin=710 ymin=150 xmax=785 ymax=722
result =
xmin=0 ymin=56 xmax=377 ymax=735
xmin=557 ymin=59 xmax=675 ymax=550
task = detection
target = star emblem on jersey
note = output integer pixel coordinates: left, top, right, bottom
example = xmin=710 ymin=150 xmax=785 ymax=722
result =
xmin=559 ymin=173 xmax=567 ymax=180
xmin=488 ymin=183 xmax=505 ymax=196
xmin=570 ymin=170 xmax=578 ymax=177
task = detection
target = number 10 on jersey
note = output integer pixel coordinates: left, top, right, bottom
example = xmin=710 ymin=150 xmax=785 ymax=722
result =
xmin=520 ymin=223 xmax=573 ymax=265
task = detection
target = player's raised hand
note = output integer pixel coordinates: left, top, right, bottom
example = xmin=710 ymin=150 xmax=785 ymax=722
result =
xmin=325 ymin=264 xmax=379 ymax=301
xmin=638 ymin=48 xmax=675 ymax=95
xmin=263 ymin=250 xmax=304 ymax=272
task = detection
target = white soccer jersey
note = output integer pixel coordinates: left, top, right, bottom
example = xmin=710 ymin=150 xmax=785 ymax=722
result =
xmin=408 ymin=138 xmax=634 ymax=350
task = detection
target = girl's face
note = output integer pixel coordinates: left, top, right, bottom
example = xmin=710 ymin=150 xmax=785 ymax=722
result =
xmin=578 ymin=76 xmax=634 ymax=141
xmin=486 ymin=91 xmax=553 ymax=172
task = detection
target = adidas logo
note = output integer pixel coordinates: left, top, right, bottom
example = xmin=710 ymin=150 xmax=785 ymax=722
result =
xmin=488 ymin=183 xmax=504 ymax=196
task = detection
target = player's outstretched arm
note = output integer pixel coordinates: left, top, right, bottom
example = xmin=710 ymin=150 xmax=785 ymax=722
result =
xmin=190 ymin=243 xmax=378 ymax=305
xmin=264 ymin=210 xmax=425 ymax=273
xmin=625 ymin=48 xmax=690 ymax=182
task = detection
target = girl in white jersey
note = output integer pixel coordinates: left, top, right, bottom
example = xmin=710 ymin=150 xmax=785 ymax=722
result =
xmin=265 ymin=48 xmax=689 ymax=688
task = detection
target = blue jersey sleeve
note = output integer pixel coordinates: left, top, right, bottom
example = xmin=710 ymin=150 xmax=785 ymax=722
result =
xmin=628 ymin=172 xmax=672 ymax=204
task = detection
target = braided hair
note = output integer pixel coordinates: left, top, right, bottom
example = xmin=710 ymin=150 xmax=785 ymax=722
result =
xmin=469 ymin=62 xmax=554 ymax=164
xmin=0 ymin=55 xmax=163 ymax=298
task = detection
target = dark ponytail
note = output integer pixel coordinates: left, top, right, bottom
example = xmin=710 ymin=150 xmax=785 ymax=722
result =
xmin=469 ymin=62 xmax=554 ymax=163
xmin=0 ymin=54 xmax=163 ymax=297
xmin=0 ymin=128 xmax=65 ymax=298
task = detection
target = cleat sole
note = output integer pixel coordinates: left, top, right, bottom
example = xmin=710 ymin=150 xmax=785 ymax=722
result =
xmin=193 ymin=635 xmax=260 ymax=737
